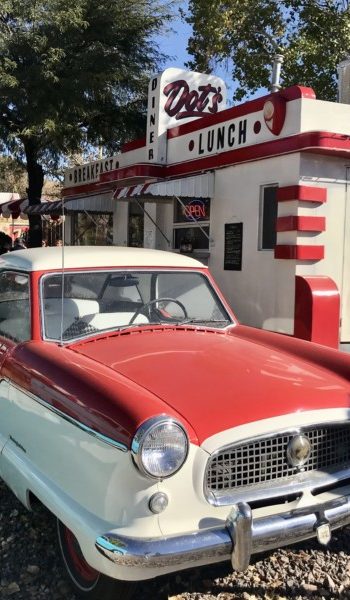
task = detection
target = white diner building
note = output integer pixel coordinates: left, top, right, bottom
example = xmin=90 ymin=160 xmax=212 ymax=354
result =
xmin=60 ymin=68 xmax=350 ymax=351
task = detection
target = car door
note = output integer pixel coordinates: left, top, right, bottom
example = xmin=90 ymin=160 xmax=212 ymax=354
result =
xmin=0 ymin=270 xmax=31 ymax=453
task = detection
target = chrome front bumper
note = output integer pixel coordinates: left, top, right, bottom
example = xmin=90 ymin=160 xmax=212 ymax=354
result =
xmin=95 ymin=495 xmax=350 ymax=576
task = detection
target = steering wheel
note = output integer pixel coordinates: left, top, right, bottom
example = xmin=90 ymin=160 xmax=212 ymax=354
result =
xmin=128 ymin=297 xmax=188 ymax=325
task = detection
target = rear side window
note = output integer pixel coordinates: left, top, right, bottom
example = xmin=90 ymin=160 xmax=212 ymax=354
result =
xmin=0 ymin=271 xmax=30 ymax=342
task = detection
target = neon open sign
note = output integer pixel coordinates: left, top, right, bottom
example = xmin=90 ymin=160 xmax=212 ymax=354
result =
xmin=184 ymin=201 xmax=207 ymax=220
xmin=174 ymin=198 xmax=210 ymax=223
xmin=182 ymin=199 xmax=209 ymax=222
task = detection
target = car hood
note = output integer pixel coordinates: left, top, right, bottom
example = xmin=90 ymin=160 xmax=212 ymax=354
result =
xmin=71 ymin=325 xmax=350 ymax=443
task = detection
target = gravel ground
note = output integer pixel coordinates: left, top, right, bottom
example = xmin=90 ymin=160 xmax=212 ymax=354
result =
xmin=2 ymin=479 xmax=350 ymax=600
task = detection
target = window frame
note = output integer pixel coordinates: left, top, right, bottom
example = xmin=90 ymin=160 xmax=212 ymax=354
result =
xmin=40 ymin=268 xmax=233 ymax=343
xmin=172 ymin=198 xmax=211 ymax=252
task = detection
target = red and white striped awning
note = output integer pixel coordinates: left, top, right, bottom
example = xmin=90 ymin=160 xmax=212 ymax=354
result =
xmin=24 ymin=200 xmax=63 ymax=215
xmin=113 ymin=173 xmax=214 ymax=201
xmin=0 ymin=198 xmax=29 ymax=219
xmin=0 ymin=199 xmax=65 ymax=219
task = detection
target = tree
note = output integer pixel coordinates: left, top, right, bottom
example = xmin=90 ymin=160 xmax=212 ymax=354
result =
xmin=185 ymin=0 xmax=350 ymax=102
xmin=0 ymin=0 xmax=171 ymax=246
xmin=0 ymin=156 xmax=27 ymax=196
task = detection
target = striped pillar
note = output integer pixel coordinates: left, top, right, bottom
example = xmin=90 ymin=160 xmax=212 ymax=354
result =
xmin=274 ymin=185 xmax=326 ymax=260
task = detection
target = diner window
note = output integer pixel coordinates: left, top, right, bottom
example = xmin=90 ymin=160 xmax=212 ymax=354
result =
xmin=173 ymin=198 xmax=210 ymax=251
xmin=128 ymin=201 xmax=144 ymax=247
xmin=259 ymin=185 xmax=278 ymax=250
xmin=174 ymin=226 xmax=210 ymax=251
xmin=72 ymin=212 xmax=113 ymax=246
xmin=0 ymin=271 xmax=30 ymax=342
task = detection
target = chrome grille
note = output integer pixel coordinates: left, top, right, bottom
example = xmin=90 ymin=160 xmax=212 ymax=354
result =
xmin=206 ymin=425 xmax=350 ymax=493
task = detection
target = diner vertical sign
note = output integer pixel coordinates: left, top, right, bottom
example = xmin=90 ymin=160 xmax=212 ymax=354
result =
xmin=146 ymin=68 xmax=227 ymax=164
xmin=224 ymin=223 xmax=243 ymax=270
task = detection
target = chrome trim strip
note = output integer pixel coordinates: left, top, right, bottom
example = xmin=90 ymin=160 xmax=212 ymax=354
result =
xmin=9 ymin=380 xmax=128 ymax=452
xmin=204 ymin=421 xmax=350 ymax=505
xmin=95 ymin=492 xmax=350 ymax=572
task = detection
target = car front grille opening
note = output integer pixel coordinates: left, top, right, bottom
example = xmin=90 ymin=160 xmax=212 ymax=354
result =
xmin=207 ymin=425 xmax=350 ymax=494
xmin=249 ymin=492 xmax=301 ymax=511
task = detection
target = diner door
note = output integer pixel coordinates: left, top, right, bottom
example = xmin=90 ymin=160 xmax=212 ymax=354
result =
xmin=341 ymin=167 xmax=350 ymax=342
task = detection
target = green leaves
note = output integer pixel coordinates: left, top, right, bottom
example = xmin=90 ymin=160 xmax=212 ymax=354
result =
xmin=0 ymin=0 xmax=170 ymax=168
xmin=186 ymin=0 xmax=350 ymax=101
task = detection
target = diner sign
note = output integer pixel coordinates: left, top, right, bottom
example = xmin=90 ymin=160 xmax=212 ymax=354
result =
xmin=64 ymin=156 xmax=120 ymax=188
xmin=147 ymin=68 xmax=227 ymax=164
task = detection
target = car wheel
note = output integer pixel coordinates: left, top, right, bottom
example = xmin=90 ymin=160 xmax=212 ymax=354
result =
xmin=57 ymin=520 xmax=136 ymax=600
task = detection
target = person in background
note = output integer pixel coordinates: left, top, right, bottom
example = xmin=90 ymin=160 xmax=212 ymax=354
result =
xmin=55 ymin=239 xmax=63 ymax=247
xmin=12 ymin=237 xmax=27 ymax=251
xmin=42 ymin=239 xmax=48 ymax=247
xmin=0 ymin=232 xmax=12 ymax=254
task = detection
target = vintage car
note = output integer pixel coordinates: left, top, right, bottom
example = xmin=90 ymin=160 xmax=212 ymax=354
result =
xmin=1 ymin=246 xmax=350 ymax=599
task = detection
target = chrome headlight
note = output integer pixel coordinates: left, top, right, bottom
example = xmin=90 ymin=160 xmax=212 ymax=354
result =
xmin=132 ymin=417 xmax=189 ymax=479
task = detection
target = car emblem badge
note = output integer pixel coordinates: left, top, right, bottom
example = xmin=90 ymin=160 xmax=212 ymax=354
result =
xmin=286 ymin=434 xmax=311 ymax=468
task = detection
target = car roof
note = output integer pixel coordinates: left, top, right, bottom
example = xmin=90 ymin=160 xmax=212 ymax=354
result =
xmin=0 ymin=246 xmax=207 ymax=272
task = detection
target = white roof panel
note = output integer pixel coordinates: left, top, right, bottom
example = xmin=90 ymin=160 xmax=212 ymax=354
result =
xmin=0 ymin=246 xmax=206 ymax=272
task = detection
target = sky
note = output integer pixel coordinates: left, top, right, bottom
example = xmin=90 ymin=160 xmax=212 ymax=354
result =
xmin=154 ymin=15 xmax=238 ymax=102
xmin=154 ymin=10 xmax=269 ymax=103
xmin=156 ymin=11 xmax=192 ymax=71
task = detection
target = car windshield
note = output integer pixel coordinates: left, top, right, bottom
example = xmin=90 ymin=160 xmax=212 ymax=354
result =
xmin=41 ymin=269 xmax=232 ymax=341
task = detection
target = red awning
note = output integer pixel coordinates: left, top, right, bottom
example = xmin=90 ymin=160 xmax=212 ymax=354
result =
xmin=0 ymin=198 xmax=28 ymax=219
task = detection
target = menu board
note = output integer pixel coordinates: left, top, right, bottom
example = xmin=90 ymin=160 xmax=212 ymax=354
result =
xmin=224 ymin=223 xmax=243 ymax=270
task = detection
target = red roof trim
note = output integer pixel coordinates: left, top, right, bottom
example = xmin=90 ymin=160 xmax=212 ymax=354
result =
xmin=277 ymin=185 xmax=327 ymax=203
xmin=121 ymin=137 xmax=146 ymax=153
xmin=274 ymin=245 xmax=324 ymax=260
xmin=63 ymin=131 xmax=350 ymax=197
xmin=62 ymin=181 xmax=105 ymax=198
xmin=276 ymin=216 xmax=326 ymax=232
xmin=280 ymin=86 xmax=316 ymax=101
xmin=100 ymin=163 xmax=165 ymax=184
xmin=167 ymin=85 xmax=316 ymax=140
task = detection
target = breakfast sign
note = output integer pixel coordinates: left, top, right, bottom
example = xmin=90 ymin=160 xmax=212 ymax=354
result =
xmin=147 ymin=68 xmax=227 ymax=164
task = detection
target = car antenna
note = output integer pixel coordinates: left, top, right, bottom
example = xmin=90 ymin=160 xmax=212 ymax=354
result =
xmin=59 ymin=198 xmax=65 ymax=346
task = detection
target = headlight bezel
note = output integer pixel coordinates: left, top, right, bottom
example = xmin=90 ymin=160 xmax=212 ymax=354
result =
xmin=131 ymin=416 xmax=189 ymax=480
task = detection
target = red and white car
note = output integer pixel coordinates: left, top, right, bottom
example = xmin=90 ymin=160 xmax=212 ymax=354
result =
xmin=1 ymin=246 xmax=350 ymax=599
